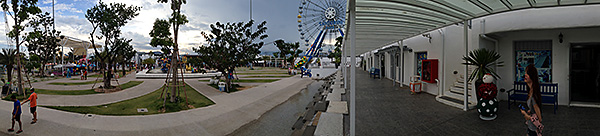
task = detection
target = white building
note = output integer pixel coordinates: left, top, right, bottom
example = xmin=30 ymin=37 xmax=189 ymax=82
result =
xmin=357 ymin=3 xmax=600 ymax=109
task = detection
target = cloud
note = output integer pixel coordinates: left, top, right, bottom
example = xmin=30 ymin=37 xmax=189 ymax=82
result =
xmin=2 ymin=0 xmax=311 ymax=56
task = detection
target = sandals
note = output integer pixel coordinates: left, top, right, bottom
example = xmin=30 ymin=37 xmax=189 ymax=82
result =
xmin=30 ymin=121 xmax=36 ymax=124
xmin=7 ymin=129 xmax=22 ymax=133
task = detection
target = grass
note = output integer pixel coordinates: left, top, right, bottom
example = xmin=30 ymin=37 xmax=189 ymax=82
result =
xmin=241 ymin=75 xmax=293 ymax=78
xmin=87 ymin=72 xmax=125 ymax=78
xmin=2 ymin=93 xmax=31 ymax=101
xmin=48 ymin=80 xmax=102 ymax=85
xmin=199 ymin=79 xmax=280 ymax=83
xmin=42 ymin=83 xmax=214 ymax=115
xmin=32 ymin=81 xmax=143 ymax=95
xmin=208 ymin=84 xmax=242 ymax=93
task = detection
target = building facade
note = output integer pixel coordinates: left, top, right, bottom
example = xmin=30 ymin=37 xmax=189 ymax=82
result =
xmin=363 ymin=4 xmax=600 ymax=108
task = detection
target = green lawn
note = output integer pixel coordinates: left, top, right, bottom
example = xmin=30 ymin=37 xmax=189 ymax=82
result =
xmin=33 ymin=81 xmax=143 ymax=95
xmin=208 ymin=84 xmax=242 ymax=93
xmin=48 ymin=80 xmax=102 ymax=85
xmin=87 ymin=72 xmax=125 ymax=78
xmin=241 ymin=75 xmax=292 ymax=78
xmin=2 ymin=93 xmax=31 ymax=101
xmin=42 ymin=83 xmax=214 ymax=115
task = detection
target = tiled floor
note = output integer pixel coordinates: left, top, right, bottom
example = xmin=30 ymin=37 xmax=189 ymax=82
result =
xmin=354 ymin=69 xmax=600 ymax=136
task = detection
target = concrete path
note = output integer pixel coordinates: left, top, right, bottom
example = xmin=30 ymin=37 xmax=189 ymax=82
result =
xmin=30 ymin=72 xmax=137 ymax=91
xmin=0 ymin=74 xmax=317 ymax=136
xmin=38 ymin=79 xmax=164 ymax=106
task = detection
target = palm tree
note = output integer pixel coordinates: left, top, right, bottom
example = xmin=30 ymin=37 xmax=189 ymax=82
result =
xmin=0 ymin=49 xmax=17 ymax=84
xmin=462 ymin=48 xmax=503 ymax=82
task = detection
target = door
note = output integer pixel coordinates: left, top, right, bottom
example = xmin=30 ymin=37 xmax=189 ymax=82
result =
xmin=380 ymin=55 xmax=385 ymax=77
xmin=571 ymin=43 xmax=600 ymax=102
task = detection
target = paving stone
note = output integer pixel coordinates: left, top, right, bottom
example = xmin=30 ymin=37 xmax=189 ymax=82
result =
xmin=326 ymin=91 xmax=341 ymax=101
xmin=326 ymin=101 xmax=348 ymax=114
xmin=314 ymin=112 xmax=343 ymax=136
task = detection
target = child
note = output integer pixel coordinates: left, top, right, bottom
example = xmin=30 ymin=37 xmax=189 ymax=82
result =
xmin=21 ymin=88 xmax=38 ymax=124
xmin=8 ymin=95 xmax=22 ymax=134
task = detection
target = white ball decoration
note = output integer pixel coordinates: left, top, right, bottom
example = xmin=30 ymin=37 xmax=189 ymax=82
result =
xmin=494 ymin=108 xmax=497 ymax=112
xmin=489 ymin=100 xmax=494 ymax=105
xmin=483 ymin=74 xmax=494 ymax=83
xmin=482 ymin=102 xmax=486 ymax=107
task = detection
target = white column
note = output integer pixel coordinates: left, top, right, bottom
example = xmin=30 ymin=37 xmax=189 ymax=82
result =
xmin=349 ymin=0 xmax=356 ymax=135
xmin=399 ymin=40 xmax=403 ymax=87
xmin=463 ymin=20 xmax=469 ymax=111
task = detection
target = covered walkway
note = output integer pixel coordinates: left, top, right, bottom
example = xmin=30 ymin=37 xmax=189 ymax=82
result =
xmin=354 ymin=69 xmax=600 ymax=135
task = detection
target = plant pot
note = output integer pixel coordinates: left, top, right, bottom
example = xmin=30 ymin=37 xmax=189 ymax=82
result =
xmin=477 ymin=98 xmax=498 ymax=120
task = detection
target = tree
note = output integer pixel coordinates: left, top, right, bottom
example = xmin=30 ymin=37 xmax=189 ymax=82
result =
xmin=86 ymin=1 xmax=140 ymax=89
xmin=194 ymin=20 xmax=268 ymax=93
xmin=327 ymin=36 xmax=343 ymax=67
xmin=0 ymin=49 xmax=17 ymax=84
xmin=25 ymin=12 xmax=60 ymax=77
xmin=1 ymin=0 xmax=42 ymax=94
xmin=274 ymin=39 xmax=302 ymax=68
xmin=142 ymin=58 xmax=155 ymax=65
xmin=24 ymin=54 xmax=40 ymax=74
xmin=155 ymin=0 xmax=188 ymax=102
xmin=115 ymin=39 xmax=136 ymax=76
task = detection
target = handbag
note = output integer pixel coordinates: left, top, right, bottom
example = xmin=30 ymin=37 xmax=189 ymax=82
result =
xmin=530 ymin=113 xmax=544 ymax=136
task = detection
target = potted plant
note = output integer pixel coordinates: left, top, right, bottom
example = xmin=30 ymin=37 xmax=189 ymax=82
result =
xmin=462 ymin=48 xmax=502 ymax=120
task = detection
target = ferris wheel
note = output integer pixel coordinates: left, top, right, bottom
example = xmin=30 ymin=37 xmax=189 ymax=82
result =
xmin=296 ymin=0 xmax=346 ymax=68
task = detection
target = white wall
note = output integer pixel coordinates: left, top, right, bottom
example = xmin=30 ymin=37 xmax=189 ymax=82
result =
xmin=492 ymin=27 xmax=600 ymax=105
xmin=363 ymin=4 xmax=600 ymax=105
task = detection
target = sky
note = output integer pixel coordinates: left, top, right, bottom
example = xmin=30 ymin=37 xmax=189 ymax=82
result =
xmin=0 ymin=0 xmax=318 ymax=55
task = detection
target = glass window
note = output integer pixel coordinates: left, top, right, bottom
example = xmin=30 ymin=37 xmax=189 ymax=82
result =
xmin=515 ymin=40 xmax=552 ymax=83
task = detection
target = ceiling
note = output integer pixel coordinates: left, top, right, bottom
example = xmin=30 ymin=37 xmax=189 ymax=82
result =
xmin=351 ymin=0 xmax=600 ymax=54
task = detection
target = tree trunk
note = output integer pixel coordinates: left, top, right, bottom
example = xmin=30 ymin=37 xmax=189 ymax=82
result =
xmin=104 ymin=62 xmax=112 ymax=89
xmin=6 ymin=66 xmax=13 ymax=84
xmin=122 ymin=63 xmax=126 ymax=77
xmin=16 ymin=49 xmax=23 ymax=94
xmin=225 ymin=72 xmax=230 ymax=93
xmin=41 ymin=59 xmax=47 ymax=77
xmin=171 ymin=47 xmax=178 ymax=102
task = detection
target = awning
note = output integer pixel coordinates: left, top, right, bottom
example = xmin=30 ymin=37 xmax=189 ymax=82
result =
xmin=353 ymin=0 xmax=600 ymax=54
xmin=59 ymin=36 xmax=102 ymax=56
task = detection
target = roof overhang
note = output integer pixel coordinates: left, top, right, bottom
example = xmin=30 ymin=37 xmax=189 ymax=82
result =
xmin=59 ymin=36 xmax=102 ymax=56
xmin=352 ymin=0 xmax=600 ymax=54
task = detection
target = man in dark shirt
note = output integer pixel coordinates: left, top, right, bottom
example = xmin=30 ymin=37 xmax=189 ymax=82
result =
xmin=8 ymin=95 xmax=22 ymax=134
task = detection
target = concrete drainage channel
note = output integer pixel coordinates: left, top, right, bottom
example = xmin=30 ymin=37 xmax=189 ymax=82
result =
xmin=292 ymin=71 xmax=348 ymax=136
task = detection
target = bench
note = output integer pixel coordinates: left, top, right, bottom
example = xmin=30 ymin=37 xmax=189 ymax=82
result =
xmin=507 ymin=81 xmax=558 ymax=114
xmin=370 ymin=69 xmax=380 ymax=79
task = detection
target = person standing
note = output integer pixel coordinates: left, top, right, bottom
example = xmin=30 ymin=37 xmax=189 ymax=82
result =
xmin=8 ymin=95 xmax=23 ymax=134
xmin=21 ymin=88 xmax=38 ymax=124
xmin=520 ymin=64 xmax=543 ymax=136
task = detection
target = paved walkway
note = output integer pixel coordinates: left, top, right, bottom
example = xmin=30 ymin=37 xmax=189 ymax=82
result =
xmin=30 ymin=72 xmax=137 ymax=90
xmin=0 ymin=74 xmax=316 ymax=135
xmin=38 ymin=79 xmax=164 ymax=106
xmin=353 ymin=69 xmax=600 ymax=135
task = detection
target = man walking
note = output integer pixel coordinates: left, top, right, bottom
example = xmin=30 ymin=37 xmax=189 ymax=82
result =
xmin=8 ymin=95 xmax=22 ymax=134
xmin=21 ymin=88 xmax=38 ymax=124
